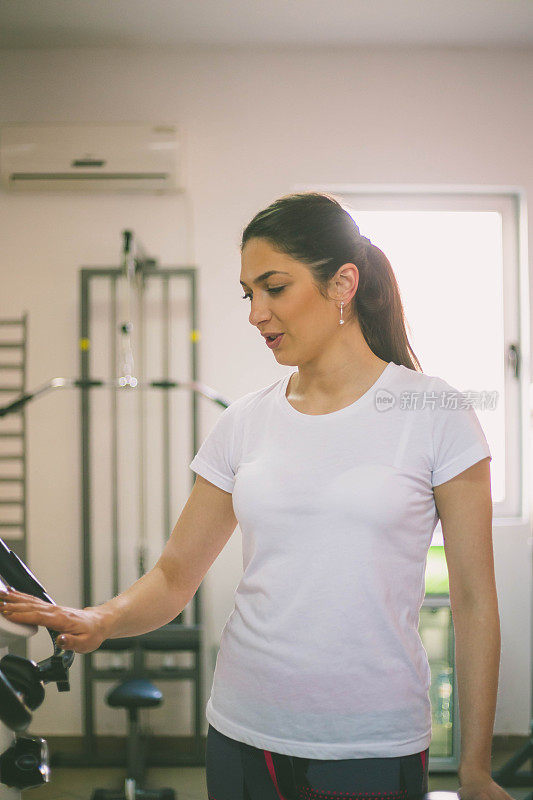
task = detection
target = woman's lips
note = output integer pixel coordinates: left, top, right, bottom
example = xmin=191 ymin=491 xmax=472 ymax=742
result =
xmin=265 ymin=334 xmax=284 ymax=349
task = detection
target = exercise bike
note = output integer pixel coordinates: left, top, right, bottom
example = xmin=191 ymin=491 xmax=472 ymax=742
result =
xmin=0 ymin=537 xmax=74 ymax=798
xmin=0 ymin=538 xmax=177 ymax=799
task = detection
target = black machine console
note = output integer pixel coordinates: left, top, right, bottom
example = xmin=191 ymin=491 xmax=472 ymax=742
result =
xmin=0 ymin=538 xmax=75 ymax=790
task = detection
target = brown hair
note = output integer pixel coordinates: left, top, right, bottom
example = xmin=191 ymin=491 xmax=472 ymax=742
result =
xmin=241 ymin=191 xmax=422 ymax=371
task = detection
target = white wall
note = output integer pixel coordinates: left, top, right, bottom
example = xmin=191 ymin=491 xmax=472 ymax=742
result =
xmin=0 ymin=45 xmax=531 ymax=737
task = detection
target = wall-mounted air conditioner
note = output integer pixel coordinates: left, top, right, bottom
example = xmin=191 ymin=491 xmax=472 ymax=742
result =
xmin=0 ymin=123 xmax=182 ymax=193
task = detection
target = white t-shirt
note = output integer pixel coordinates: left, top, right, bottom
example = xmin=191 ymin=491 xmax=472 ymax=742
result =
xmin=189 ymin=361 xmax=492 ymax=759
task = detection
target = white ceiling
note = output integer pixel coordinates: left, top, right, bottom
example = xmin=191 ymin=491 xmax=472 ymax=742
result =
xmin=0 ymin=0 xmax=532 ymax=49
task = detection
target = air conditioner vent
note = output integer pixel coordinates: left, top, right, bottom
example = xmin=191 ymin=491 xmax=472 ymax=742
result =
xmin=0 ymin=123 xmax=182 ymax=193
xmin=10 ymin=173 xmax=168 ymax=181
xmin=71 ymin=159 xmax=106 ymax=168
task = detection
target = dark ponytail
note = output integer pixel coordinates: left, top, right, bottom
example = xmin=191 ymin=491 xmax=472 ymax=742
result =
xmin=241 ymin=192 xmax=422 ymax=372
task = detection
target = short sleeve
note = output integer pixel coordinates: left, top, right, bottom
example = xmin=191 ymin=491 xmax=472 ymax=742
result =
xmin=189 ymin=399 xmax=242 ymax=493
xmin=431 ymin=379 xmax=492 ymax=487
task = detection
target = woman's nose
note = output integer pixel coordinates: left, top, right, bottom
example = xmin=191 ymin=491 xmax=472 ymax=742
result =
xmin=248 ymin=301 xmax=271 ymax=327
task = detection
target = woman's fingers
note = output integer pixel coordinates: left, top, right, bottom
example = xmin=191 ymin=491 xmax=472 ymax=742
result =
xmin=0 ymin=597 xmax=77 ymax=632
xmin=0 ymin=591 xmax=57 ymax=611
xmin=0 ymin=592 xmax=106 ymax=654
xmin=0 ymin=593 xmax=52 ymax=612
xmin=1 ymin=604 xmax=66 ymax=630
xmin=0 ymin=606 xmax=92 ymax=653
xmin=0 ymin=588 xmax=47 ymax=598
xmin=0 ymin=598 xmax=47 ymax=617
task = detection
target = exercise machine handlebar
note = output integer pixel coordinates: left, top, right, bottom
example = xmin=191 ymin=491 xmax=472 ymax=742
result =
xmin=0 ymin=377 xmax=231 ymax=418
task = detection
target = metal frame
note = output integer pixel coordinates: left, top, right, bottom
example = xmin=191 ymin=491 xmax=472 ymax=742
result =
xmin=75 ymin=265 xmax=204 ymax=767
xmin=0 ymin=314 xmax=28 ymax=662
xmin=0 ymin=314 xmax=28 ymax=551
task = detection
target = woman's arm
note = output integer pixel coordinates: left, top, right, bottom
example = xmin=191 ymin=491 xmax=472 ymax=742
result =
xmin=433 ymin=456 xmax=499 ymax=778
xmin=97 ymin=473 xmax=238 ymax=639
xmin=0 ymin=474 xmax=238 ymax=652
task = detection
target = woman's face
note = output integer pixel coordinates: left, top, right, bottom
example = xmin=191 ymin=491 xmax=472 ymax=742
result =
xmin=240 ymin=237 xmax=346 ymax=365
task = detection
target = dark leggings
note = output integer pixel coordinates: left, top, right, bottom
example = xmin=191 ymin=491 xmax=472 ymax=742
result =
xmin=206 ymin=724 xmax=430 ymax=800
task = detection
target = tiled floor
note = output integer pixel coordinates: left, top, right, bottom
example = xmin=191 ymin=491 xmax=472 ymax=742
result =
xmin=24 ymin=749 xmax=531 ymax=800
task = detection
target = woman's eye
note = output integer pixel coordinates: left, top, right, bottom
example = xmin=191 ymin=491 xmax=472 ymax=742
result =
xmin=241 ymin=287 xmax=285 ymax=301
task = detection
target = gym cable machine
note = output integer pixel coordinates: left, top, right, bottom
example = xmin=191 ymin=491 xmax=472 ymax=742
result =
xmin=0 ymin=231 xmax=231 ymax=793
xmin=0 ymin=232 xmax=229 ymax=420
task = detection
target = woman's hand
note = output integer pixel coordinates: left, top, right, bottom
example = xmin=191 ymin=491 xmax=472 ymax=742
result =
xmin=0 ymin=587 xmax=109 ymax=654
xmin=458 ymin=769 xmax=515 ymax=800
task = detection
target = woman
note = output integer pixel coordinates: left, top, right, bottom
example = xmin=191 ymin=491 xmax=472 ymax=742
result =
xmin=0 ymin=193 xmax=509 ymax=800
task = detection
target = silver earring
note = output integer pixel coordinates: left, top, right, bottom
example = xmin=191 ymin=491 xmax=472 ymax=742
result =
xmin=339 ymin=302 xmax=344 ymax=325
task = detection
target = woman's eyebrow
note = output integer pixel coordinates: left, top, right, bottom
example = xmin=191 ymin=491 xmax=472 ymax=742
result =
xmin=239 ymin=270 xmax=291 ymax=287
